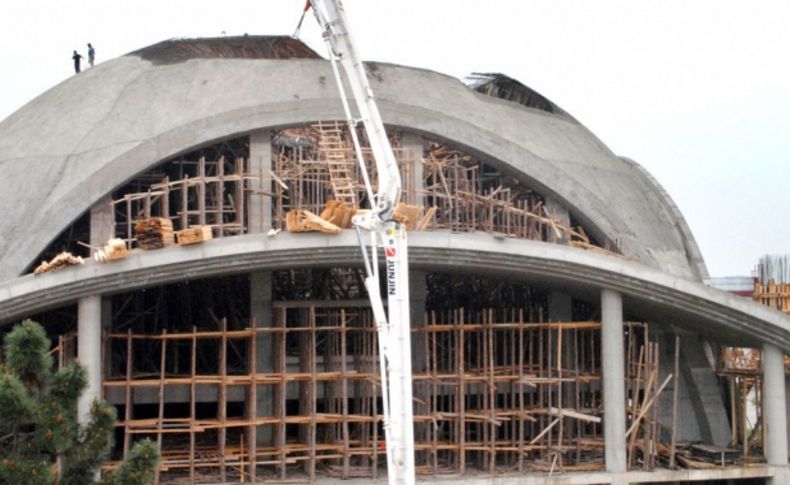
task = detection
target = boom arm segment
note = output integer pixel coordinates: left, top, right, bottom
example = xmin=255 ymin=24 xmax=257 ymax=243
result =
xmin=310 ymin=0 xmax=401 ymax=222
xmin=308 ymin=1 xmax=416 ymax=484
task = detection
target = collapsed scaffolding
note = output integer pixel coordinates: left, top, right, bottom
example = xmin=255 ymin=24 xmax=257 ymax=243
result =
xmin=103 ymin=123 xmax=609 ymax=254
xmin=273 ymin=123 xmax=602 ymax=248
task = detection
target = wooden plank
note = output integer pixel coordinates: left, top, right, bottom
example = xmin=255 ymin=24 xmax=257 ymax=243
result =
xmin=175 ymin=226 xmax=213 ymax=245
xmin=547 ymin=406 xmax=602 ymax=424
xmin=134 ymin=218 xmax=174 ymax=250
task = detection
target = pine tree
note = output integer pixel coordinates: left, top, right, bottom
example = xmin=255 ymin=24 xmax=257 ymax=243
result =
xmin=0 ymin=319 xmax=158 ymax=484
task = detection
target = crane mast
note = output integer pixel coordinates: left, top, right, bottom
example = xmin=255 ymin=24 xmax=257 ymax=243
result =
xmin=307 ymin=1 xmax=416 ymax=484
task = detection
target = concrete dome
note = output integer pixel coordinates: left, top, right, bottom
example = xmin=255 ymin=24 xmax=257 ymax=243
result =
xmin=0 ymin=36 xmax=704 ymax=281
xmin=1 ymin=38 xmax=789 ymax=484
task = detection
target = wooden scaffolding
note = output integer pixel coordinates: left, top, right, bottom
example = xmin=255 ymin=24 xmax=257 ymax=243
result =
xmin=95 ymin=307 xmax=668 ymax=483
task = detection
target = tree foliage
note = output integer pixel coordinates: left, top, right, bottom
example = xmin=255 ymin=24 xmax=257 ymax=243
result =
xmin=0 ymin=320 xmax=159 ymax=484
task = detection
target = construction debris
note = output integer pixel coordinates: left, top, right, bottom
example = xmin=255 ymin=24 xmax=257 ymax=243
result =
xmin=689 ymin=444 xmax=740 ymax=466
xmin=94 ymin=238 xmax=129 ymax=262
xmin=135 ymin=217 xmax=174 ymax=249
xmin=320 ymin=199 xmax=354 ymax=228
xmin=286 ymin=209 xmax=342 ymax=234
xmin=33 ymin=251 xmax=84 ymax=275
xmin=175 ymin=226 xmax=213 ymax=245
xmin=393 ymin=202 xmax=423 ymax=230
xmin=272 ymin=125 xmax=605 ymax=250
xmin=109 ymin=125 xmax=614 ymax=255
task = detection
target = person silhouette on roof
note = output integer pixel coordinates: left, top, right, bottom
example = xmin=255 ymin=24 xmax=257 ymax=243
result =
xmin=72 ymin=50 xmax=84 ymax=73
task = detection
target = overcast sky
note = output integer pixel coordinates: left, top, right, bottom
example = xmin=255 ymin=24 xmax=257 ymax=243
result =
xmin=1 ymin=0 xmax=788 ymax=277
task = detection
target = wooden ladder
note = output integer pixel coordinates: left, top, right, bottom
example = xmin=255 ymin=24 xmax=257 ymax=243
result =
xmin=314 ymin=121 xmax=358 ymax=207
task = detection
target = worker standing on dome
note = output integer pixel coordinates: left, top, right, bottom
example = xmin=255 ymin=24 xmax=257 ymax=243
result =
xmin=87 ymin=43 xmax=95 ymax=67
xmin=72 ymin=50 xmax=84 ymax=73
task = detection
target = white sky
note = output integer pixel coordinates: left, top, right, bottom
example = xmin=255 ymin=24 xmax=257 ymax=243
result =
xmin=1 ymin=0 xmax=788 ymax=277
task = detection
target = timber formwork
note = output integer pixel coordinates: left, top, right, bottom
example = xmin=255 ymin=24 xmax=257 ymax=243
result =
xmin=98 ymin=307 xmax=664 ymax=483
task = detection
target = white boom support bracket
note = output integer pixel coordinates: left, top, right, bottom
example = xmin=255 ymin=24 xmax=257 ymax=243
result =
xmin=308 ymin=1 xmax=416 ymax=484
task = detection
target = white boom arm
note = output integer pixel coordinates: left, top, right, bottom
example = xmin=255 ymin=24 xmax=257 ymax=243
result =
xmin=308 ymin=1 xmax=416 ymax=484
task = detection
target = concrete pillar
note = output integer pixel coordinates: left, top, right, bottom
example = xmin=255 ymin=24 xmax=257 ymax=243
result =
xmin=545 ymin=197 xmax=571 ymax=244
xmin=787 ymin=375 xmax=790 ymax=460
xmin=249 ymin=130 xmax=275 ymax=444
xmin=78 ymin=295 xmax=102 ymax=422
xmin=601 ymin=289 xmax=627 ymax=478
xmin=76 ymin=199 xmax=114 ymax=423
xmin=550 ymin=291 xmax=575 ymax=424
xmin=400 ymin=132 xmax=424 ymax=205
xmin=249 ymin=129 xmax=273 ymax=233
xmin=409 ymin=271 xmax=429 ymax=445
xmin=763 ymin=343 xmax=789 ymax=484
xmin=89 ymin=195 xmax=115 ymax=246
xmin=90 ymin=196 xmax=114 ymax=380
xmin=409 ymin=271 xmax=427 ymax=368
xmin=251 ymin=271 xmax=273 ymax=444
xmin=549 ymin=291 xmax=572 ymax=322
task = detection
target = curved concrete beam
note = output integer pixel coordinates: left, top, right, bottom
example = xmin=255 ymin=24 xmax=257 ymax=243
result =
xmin=1 ymin=232 xmax=787 ymax=351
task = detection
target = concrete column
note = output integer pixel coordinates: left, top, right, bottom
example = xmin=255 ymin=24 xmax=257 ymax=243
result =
xmin=409 ymin=271 xmax=427 ymax=369
xmin=90 ymin=196 xmax=114 ymax=380
xmin=400 ymin=132 xmax=424 ymax=205
xmin=249 ymin=131 xmax=275 ymax=444
xmin=549 ymin=291 xmax=572 ymax=322
xmin=251 ymin=271 xmax=273 ymax=444
xmin=550 ymin=291 xmax=575 ymax=419
xmin=78 ymin=295 xmax=102 ymax=422
xmin=249 ymin=130 xmax=273 ymax=233
xmin=601 ymin=289 xmax=627 ymax=478
xmin=787 ymin=375 xmax=790 ymax=460
xmin=545 ymin=197 xmax=571 ymax=244
xmin=763 ymin=343 xmax=789 ymax=483
xmin=89 ymin=195 xmax=114 ymax=246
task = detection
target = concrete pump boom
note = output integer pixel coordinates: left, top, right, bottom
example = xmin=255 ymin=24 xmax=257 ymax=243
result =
xmin=307 ymin=1 xmax=416 ymax=484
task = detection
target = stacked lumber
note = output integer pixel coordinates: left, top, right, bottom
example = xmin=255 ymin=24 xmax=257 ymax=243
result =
xmin=134 ymin=218 xmax=174 ymax=249
xmin=176 ymin=226 xmax=213 ymax=245
xmin=94 ymin=238 xmax=128 ymax=262
xmin=34 ymin=252 xmax=84 ymax=275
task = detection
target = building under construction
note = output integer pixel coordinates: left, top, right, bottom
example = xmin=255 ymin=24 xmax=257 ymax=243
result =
xmin=0 ymin=36 xmax=788 ymax=484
